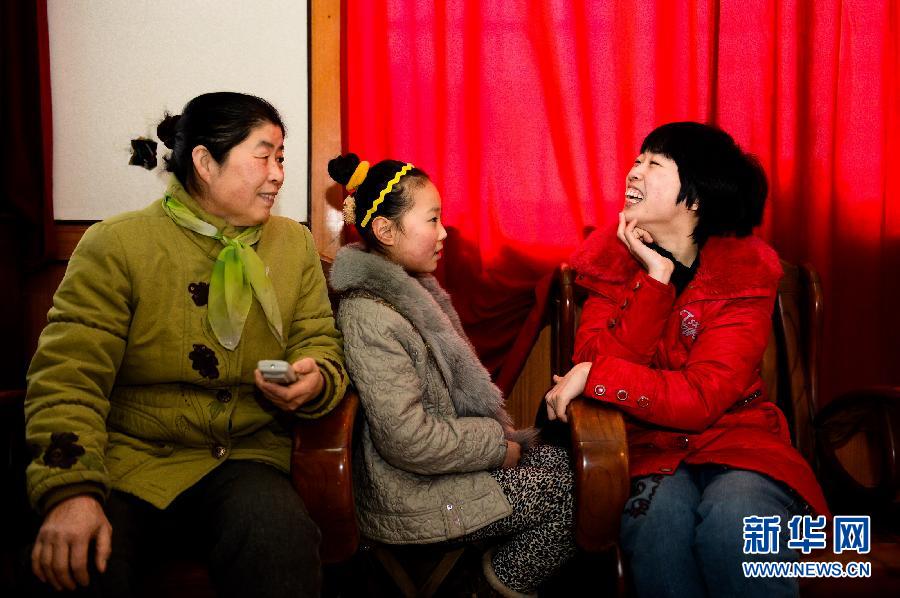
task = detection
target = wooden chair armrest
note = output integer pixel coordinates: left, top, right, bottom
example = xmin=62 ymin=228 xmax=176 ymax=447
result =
xmin=815 ymin=386 xmax=900 ymax=510
xmin=569 ymin=398 xmax=630 ymax=552
xmin=291 ymin=390 xmax=360 ymax=564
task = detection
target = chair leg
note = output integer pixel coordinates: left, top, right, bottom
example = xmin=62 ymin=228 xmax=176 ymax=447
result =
xmin=418 ymin=547 xmax=465 ymax=598
xmin=368 ymin=542 xmax=469 ymax=598
xmin=615 ymin=545 xmax=628 ymax=598
xmin=372 ymin=545 xmax=418 ymax=598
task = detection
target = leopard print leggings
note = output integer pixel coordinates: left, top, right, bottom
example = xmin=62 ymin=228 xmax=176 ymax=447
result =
xmin=463 ymin=444 xmax=576 ymax=593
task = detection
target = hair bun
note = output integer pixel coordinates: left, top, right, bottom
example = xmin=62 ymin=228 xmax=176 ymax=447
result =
xmin=156 ymin=113 xmax=181 ymax=149
xmin=327 ymin=153 xmax=361 ymax=186
xmin=342 ymin=195 xmax=357 ymax=225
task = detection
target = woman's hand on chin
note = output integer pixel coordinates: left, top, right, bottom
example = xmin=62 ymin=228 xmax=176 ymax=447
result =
xmin=254 ymin=357 xmax=324 ymax=412
xmin=544 ymin=362 xmax=593 ymax=423
xmin=617 ymin=212 xmax=674 ymax=284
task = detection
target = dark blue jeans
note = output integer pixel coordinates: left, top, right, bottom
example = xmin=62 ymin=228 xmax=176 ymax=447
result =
xmin=620 ymin=464 xmax=804 ymax=598
xmin=24 ymin=460 xmax=321 ymax=597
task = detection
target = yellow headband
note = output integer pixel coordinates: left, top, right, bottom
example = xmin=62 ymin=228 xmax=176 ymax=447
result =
xmin=346 ymin=161 xmax=370 ymax=192
xmin=360 ymin=163 xmax=414 ymax=227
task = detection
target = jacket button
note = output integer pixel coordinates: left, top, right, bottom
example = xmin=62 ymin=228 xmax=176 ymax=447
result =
xmin=637 ymin=396 xmax=650 ymax=408
xmin=607 ymin=318 xmax=617 ymax=329
xmin=216 ymin=390 xmax=232 ymax=403
xmin=446 ymin=504 xmax=453 ymax=510
xmin=594 ymin=384 xmax=606 ymax=397
xmin=633 ymin=281 xmax=642 ymax=291
xmin=616 ymin=389 xmax=628 ymax=401
xmin=620 ymin=298 xmax=629 ymax=310
xmin=211 ymin=445 xmax=227 ymax=459
xmin=676 ymin=436 xmax=689 ymax=449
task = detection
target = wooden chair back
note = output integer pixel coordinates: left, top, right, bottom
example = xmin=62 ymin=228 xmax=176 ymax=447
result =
xmin=762 ymin=261 xmax=824 ymax=466
xmin=292 ymin=256 xmax=360 ymax=565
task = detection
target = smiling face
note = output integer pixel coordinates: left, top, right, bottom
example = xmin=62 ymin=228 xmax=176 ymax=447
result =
xmin=200 ymin=121 xmax=285 ymax=226
xmin=624 ymin=151 xmax=697 ymax=238
xmin=382 ymin=179 xmax=447 ymax=273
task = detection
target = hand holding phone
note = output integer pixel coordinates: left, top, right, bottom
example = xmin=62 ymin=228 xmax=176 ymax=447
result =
xmin=254 ymin=357 xmax=323 ymax=412
xmin=257 ymin=359 xmax=298 ymax=385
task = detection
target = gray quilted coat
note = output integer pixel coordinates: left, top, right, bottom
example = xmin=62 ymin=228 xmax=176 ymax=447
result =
xmin=330 ymin=245 xmax=524 ymax=544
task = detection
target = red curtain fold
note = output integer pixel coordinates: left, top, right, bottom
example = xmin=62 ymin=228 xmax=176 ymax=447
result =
xmin=2 ymin=0 xmax=54 ymax=263
xmin=37 ymin=0 xmax=55 ymax=261
xmin=1 ymin=0 xmax=53 ymax=386
xmin=345 ymin=0 xmax=899 ymax=402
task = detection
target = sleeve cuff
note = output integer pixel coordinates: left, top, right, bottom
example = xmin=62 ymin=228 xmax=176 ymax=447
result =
xmin=491 ymin=440 xmax=509 ymax=470
xmin=39 ymin=482 xmax=106 ymax=516
xmin=294 ymin=357 xmax=348 ymax=418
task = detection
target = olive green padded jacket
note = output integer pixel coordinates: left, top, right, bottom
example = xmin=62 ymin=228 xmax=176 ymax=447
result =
xmin=25 ymin=182 xmax=348 ymax=512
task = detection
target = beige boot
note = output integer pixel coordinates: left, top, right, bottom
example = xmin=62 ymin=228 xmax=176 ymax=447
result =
xmin=481 ymin=548 xmax=538 ymax=598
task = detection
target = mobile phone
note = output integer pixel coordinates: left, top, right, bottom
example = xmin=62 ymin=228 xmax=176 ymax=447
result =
xmin=257 ymin=360 xmax=298 ymax=385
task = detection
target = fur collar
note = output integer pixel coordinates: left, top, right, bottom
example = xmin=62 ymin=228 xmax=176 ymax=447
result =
xmin=571 ymin=226 xmax=782 ymax=298
xmin=330 ymin=245 xmax=535 ymax=444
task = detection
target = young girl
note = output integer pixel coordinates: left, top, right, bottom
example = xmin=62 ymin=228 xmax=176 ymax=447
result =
xmin=545 ymin=122 xmax=828 ymax=597
xmin=328 ymin=154 xmax=575 ymax=597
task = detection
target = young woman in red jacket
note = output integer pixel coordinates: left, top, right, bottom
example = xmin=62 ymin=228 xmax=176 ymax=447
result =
xmin=545 ymin=122 xmax=827 ymax=597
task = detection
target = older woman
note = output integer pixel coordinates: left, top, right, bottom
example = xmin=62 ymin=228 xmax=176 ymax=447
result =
xmin=545 ymin=122 xmax=827 ymax=597
xmin=25 ymin=92 xmax=347 ymax=597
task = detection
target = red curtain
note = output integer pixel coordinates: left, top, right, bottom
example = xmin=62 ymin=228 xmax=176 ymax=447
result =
xmin=344 ymin=0 xmax=900 ymax=403
xmin=1 ymin=0 xmax=54 ymax=263
xmin=1 ymin=0 xmax=53 ymax=386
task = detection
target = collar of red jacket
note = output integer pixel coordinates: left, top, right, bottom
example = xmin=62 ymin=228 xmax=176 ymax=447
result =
xmin=570 ymin=225 xmax=783 ymax=299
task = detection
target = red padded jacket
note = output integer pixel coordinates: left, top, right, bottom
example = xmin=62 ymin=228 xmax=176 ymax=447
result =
xmin=571 ymin=228 xmax=828 ymax=516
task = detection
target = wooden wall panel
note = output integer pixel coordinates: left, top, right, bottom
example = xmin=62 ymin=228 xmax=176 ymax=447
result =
xmin=23 ymin=263 xmax=68 ymax=360
xmin=506 ymin=324 xmax=552 ymax=429
xmin=309 ymin=0 xmax=344 ymax=259
xmin=54 ymin=222 xmax=90 ymax=260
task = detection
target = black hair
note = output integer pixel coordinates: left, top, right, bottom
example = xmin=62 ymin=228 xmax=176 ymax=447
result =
xmin=640 ymin=121 xmax=767 ymax=245
xmin=157 ymin=92 xmax=285 ymax=194
xmin=328 ymin=153 xmax=429 ymax=251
